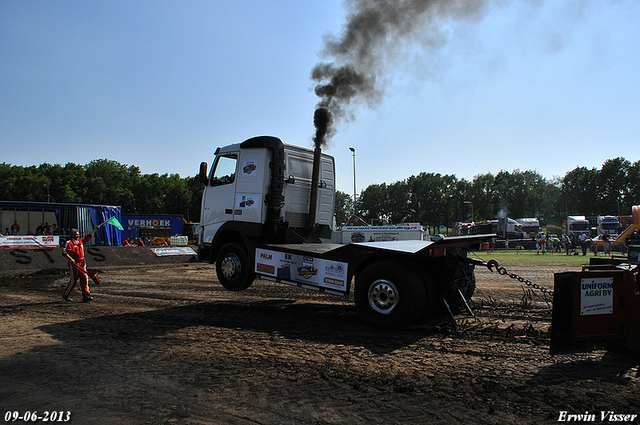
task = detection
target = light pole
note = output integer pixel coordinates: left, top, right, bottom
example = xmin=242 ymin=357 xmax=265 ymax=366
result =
xmin=349 ymin=147 xmax=356 ymax=214
xmin=463 ymin=201 xmax=473 ymax=223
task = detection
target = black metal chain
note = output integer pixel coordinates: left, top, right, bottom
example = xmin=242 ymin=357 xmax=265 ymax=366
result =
xmin=486 ymin=259 xmax=554 ymax=297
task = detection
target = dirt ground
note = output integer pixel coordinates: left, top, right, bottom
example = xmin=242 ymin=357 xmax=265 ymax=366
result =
xmin=1 ymin=247 xmax=639 ymax=424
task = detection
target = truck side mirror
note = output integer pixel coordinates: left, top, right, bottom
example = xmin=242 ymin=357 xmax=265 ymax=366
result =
xmin=199 ymin=162 xmax=208 ymax=185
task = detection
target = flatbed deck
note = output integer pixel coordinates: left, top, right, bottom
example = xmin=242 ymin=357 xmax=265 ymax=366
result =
xmin=262 ymin=234 xmax=492 ymax=258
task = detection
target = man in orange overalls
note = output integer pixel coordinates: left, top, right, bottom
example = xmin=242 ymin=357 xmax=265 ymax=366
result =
xmin=62 ymin=225 xmax=102 ymax=302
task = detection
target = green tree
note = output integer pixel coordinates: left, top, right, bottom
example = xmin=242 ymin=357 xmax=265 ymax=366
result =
xmin=0 ymin=163 xmax=19 ymax=201
xmin=60 ymin=163 xmax=88 ymax=203
xmin=597 ymin=157 xmax=630 ymax=216
xmin=626 ymin=160 xmax=640 ymax=208
xmin=185 ymin=176 xmax=204 ymax=221
xmin=163 ymin=174 xmax=193 ymax=216
xmin=357 ymin=183 xmax=389 ymax=225
xmin=406 ymin=172 xmax=460 ymax=233
xmin=132 ymin=173 xmax=165 ymax=213
xmin=334 ymin=190 xmax=353 ymax=226
xmin=562 ymin=167 xmax=599 ymax=216
xmin=468 ymin=173 xmax=496 ymax=222
xmin=84 ymin=159 xmax=137 ymax=210
xmin=386 ymin=180 xmax=411 ymax=224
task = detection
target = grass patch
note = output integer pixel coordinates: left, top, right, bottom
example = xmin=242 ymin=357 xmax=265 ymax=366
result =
xmin=469 ymin=249 xmax=598 ymax=267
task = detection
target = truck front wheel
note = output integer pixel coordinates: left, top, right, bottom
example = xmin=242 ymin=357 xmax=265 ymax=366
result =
xmin=216 ymin=243 xmax=255 ymax=291
xmin=355 ymin=262 xmax=426 ymax=328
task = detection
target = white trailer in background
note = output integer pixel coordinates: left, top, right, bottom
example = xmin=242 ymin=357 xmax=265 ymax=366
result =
xmin=333 ymin=224 xmax=424 ymax=244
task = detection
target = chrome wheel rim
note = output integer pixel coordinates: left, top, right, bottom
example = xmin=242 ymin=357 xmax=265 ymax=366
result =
xmin=368 ymin=279 xmax=399 ymax=314
xmin=220 ymin=254 xmax=241 ymax=280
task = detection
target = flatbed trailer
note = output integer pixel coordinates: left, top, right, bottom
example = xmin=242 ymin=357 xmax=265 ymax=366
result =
xmin=213 ymin=233 xmax=490 ymax=328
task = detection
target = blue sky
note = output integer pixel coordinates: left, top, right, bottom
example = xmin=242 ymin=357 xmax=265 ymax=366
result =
xmin=1 ymin=0 xmax=639 ymax=196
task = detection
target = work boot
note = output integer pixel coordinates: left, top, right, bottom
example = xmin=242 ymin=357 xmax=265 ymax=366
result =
xmin=82 ymin=294 xmax=93 ymax=303
xmin=62 ymin=295 xmax=72 ymax=302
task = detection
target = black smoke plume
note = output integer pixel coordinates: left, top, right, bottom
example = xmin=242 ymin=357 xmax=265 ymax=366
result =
xmin=312 ymin=0 xmax=490 ymax=142
xmin=313 ymin=107 xmax=331 ymax=148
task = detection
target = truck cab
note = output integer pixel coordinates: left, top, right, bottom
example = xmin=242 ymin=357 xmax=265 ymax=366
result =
xmin=567 ymin=216 xmax=591 ymax=236
xmin=597 ymin=215 xmax=620 ymax=237
xmin=198 ymin=136 xmax=334 ymax=265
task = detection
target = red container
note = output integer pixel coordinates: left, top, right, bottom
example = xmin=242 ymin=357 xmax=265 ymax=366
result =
xmin=551 ymin=264 xmax=640 ymax=353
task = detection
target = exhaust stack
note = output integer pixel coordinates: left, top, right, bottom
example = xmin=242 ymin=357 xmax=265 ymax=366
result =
xmin=308 ymin=108 xmax=330 ymax=231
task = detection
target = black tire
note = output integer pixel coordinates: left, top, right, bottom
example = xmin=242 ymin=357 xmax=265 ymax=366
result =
xmin=215 ymin=243 xmax=255 ymax=291
xmin=354 ymin=262 xmax=426 ymax=328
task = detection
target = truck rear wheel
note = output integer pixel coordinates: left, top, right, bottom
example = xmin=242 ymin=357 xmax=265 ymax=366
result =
xmin=216 ymin=243 xmax=255 ymax=291
xmin=355 ymin=262 xmax=426 ymax=328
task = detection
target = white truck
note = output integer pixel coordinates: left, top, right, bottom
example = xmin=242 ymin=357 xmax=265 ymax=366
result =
xmin=516 ymin=218 xmax=540 ymax=238
xmin=567 ymin=216 xmax=591 ymax=236
xmin=197 ymin=126 xmax=491 ymax=328
xmin=597 ymin=215 xmax=620 ymax=237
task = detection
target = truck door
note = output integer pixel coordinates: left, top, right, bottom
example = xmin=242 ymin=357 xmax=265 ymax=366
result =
xmin=201 ymin=153 xmax=238 ymax=242
xmin=235 ymin=149 xmax=267 ymax=224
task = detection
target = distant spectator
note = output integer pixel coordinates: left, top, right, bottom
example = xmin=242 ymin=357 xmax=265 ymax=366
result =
xmin=562 ymin=234 xmax=569 ymax=255
xmin=578 ymin=233 xmax=589 ymax=256
xmin=10 ymin=220 xmax=20 ymax=235
xmin=602 ymin=231 xmax=611 ymax=256
xmin=570 ymin=233 xmax=578 ymax=254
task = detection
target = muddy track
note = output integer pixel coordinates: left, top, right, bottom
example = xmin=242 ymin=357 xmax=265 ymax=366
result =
xmin=1 ymin=263 xmax=638 ymax=424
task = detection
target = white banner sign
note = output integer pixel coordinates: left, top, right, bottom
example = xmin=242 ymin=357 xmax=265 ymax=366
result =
xmin=580 ymin=277 xmax=614 ymax=315
xmin=0 ymin=236 xmax=60 ymax=249
xmin=255 ymin=248 xmax=349 ymax=292
xmin=151 ymin=247 xmax=197 ymax=257
xmin=341 ymin=225 xmax=422 ymax=231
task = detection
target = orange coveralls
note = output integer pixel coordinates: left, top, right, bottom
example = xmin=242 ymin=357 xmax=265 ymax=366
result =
xmin=62 ymin=234 xmax=92 ymax=297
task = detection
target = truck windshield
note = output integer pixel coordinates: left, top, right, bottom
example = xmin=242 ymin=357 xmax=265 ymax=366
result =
xmin=211 ymin=155 xmax=237 ymax=186
xmin=571 ymin=223 xmax=589 ymax=231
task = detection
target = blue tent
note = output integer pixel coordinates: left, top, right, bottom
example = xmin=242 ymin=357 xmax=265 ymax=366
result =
xmin=0 ymin=201 xmax=122 ymax=246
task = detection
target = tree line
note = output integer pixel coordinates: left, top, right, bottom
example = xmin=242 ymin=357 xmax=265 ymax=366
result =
xmin=335 ymin=157 xmax=640 ymax=231
xmin=2 ymin=156 xmax=638 ymax=230
xmin=0 ymin=160 xmax=203 ymax=222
